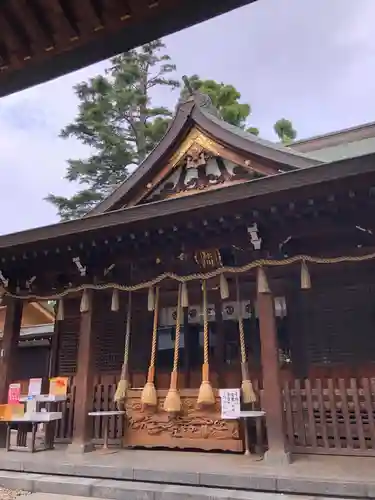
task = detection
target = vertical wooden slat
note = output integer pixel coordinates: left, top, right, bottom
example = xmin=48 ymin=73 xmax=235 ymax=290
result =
xmin=350 ymin=378 xmax=366 ymax=450
xmin=294 ymin=379 xmax=306 ymax=446
xmin=93 ymin=381 xmax=101 ymax=439
xmin=327 ymin=378 xmax=340 ymax=449
xmin=362 ymin=377 xmax=375 ymax=449
xmin=103 ymin=378 xmax=109 ymax=411
xmin=283 ymin=381 xmax=295 ymax=447
xmin=305 ymin=379 xmax=317 ymax=449
xmin=316 ymin=379 xmax=329 ymax=449
xmin=338 ymin=378 xmax=353 ymax=448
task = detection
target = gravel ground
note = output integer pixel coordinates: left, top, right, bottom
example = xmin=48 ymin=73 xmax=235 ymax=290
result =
xmin=0 ymin=489 xmax=30 ymax=499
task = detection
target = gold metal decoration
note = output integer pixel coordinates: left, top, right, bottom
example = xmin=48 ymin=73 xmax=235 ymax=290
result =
xmin=169 ymin=129 xmax=220 ymax=167
xmin=194 ymin=249 xmax=222 ymax=269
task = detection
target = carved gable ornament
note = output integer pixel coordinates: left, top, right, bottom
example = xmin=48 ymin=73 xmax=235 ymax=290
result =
xmin=138 ymin=129 xmax=267 ymax=205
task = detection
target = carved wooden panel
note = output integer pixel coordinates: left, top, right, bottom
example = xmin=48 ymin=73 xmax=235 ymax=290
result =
xmin=124 ymin=388 xmax=242 ymax=452
xmin=143 ymin=155 xmax=260 ymax=203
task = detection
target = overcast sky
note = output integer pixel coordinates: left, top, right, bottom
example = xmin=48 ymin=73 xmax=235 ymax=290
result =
xmin=0 ymin=0 xmax=374 ymax=235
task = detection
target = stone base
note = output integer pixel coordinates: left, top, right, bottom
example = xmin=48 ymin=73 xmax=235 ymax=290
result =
xmin=67 ymin=440 xmax=95 ymax=454
xmin=263 ymin=448 xmax=292 ymax=466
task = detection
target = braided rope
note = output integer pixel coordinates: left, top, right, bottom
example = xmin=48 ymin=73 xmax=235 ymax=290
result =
xmin=202 ymin=280 xmax=209 ymax=365
xmin=173 ymin=284 xmax=182 ymax=372
xmin=149 ymin=287 xmax=160 ymax=369
xmin=7 ymin=251 xmax=375 ymax=301
xmin=235 ymin=276 xmax=247 ymax=364
xmin=121 ymin=291 xmax=132 ymax=377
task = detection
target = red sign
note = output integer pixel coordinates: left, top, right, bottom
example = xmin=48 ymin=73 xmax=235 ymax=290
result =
xmin=7 ymin=383 xmax=21 ymax=404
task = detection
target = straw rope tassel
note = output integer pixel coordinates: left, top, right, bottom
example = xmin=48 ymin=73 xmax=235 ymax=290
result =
xmin=197 ymin=280 xmax=216 ymax=407
xmin=141 ymin=286 xmax=160 ymax=407
xmin=236 ymin=276 xmax=256 ymax=404
xmin=164 ymin=284 xmax=182 ymax=413
xmin=111 ymin=288 xmax=119 ymax=312
xmin=114 ymin=291 xmax=132 ymax=409
xmin=301 ymin=260 xmax=312 ymax=289
xmin=57 ymin=298 xmax=64 ymax=321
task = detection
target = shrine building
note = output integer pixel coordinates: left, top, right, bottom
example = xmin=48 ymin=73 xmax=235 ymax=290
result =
xmin=0 ymin=92 xmax=375 ymax=460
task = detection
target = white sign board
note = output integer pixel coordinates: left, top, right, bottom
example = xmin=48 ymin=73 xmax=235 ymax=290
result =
xmin=28 ymin=378 xmax=42 ymax=397
xmin=219 ymin=388 xmax=241 ymax=420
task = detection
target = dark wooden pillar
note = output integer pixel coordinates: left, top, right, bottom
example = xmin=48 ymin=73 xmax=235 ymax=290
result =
xmin=258 ymin=292 xmax=291 ymax=464
xmin=48 ymin=307 xmax=60 ymax=378
xmin=0 ymin=298 xmax=23 ymax=447
xmin=68 ymin=292 xmax=95 ymax=453
xmin=0 ymin=299 xmax=23 ymax=402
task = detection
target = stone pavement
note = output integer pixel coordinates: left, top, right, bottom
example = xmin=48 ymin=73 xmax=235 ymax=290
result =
xmin=0 ymin=445 xmax=374 ymax=498
xmin=17 ymin=493 xmax=353 ymax=500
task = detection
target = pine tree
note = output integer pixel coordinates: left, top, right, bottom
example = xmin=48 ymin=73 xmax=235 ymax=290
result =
xmin=46 ymin=40 xmax=179 ymax=220
xmin=181 ymin=75 xmax=297 ymax=141
xmin=273 ymin=118 xmax=297 ymax=144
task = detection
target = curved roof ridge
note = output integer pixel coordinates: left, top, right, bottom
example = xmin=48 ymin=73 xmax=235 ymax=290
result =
xmin=88 ymin=92 xmax=321 ymax=216
xmin=196 ymin=106 xmax=322 ymax=167
xmin=87 ymin=98 xmax=195 ymax=216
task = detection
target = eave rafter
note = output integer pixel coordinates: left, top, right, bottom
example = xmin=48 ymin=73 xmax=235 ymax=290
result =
xmin=100 ymin=0 xmax=132 ymax=26
xmin=38 ymin=0 xmax=79 ymax=45
xmin=11 ymin=0 xmax=55 ymax=52
xmin=72 ymin=1 xmax=104 ymax=34
xmin=0 ymin=5 xmax=30 ymax=67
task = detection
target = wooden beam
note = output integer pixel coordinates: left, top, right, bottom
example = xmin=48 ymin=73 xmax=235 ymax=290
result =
xmin=0 ymin=298 xmax=22 ymax=446
xmin=10 ymin=0 xmax=55 ymax=51
xmin=0 ymin=8 xmax=29 ymax=65
xmin=71 ymin=1 xmax=104 ymax=34
xmin=38 ymin=0 xmax=79 ymax=43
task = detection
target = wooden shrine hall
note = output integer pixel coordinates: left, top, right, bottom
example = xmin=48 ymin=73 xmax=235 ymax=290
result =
xmin=1 ymin=92 xmax=375 ymax=461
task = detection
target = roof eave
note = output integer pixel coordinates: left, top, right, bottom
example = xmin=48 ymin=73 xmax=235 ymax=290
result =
xmin=192 ymin=107 xmax=321 ymax=170
xmin=0 ymin=153 xmax=374 ymax=252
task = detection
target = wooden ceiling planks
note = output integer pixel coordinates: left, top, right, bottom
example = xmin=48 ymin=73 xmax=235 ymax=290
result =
xmin=72 ymin=0 xmax=104 ymax=34
xmin=0 ymin=0 xmax=254 ymax=97
xmin=11 ymin=0 xmax=54 ymax=52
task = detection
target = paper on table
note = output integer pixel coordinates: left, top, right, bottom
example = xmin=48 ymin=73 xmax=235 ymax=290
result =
xmin=219 ymin=388 xmax=241 ymax=420
xmin=28 ymin=378 xmax=42 ymax=396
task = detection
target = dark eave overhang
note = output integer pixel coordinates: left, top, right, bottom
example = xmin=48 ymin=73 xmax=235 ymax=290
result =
xmin=0 ymin=0 xmax=255 ymax=98
xmin=0 ymin=153 xmax=374 ymax=252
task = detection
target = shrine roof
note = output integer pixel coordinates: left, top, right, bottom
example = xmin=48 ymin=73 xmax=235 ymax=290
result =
xmin=0 ymin=151 xmax=373 ymax=252
xmin=89 ymin=93 xmax=321 ymax=215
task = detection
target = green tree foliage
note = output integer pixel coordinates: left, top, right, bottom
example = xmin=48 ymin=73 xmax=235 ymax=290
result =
xmin=47 ymin=48 xmax=298 ymax=221
xmin=46 ymin=40 xmax=180 ymax=220
xmin=181 ymin=75 xmax=297 ymax=142
xmin=180 ymin=75 xmax=251 ymax=128
xmin=273 ymin=118 xmax=297 ymax=144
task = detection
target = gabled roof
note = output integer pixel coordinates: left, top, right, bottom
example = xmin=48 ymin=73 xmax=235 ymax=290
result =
xmin=89 ymin=93 xmax=321 ymax=215
xmin=291 ymin=121 xmax=375 ymax=162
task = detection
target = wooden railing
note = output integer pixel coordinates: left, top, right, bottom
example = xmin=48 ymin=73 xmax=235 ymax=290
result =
xmin=283 ymin=378 xmax=375 ymax=456
xmin=25 ymin=374 xmax=375 ymax=456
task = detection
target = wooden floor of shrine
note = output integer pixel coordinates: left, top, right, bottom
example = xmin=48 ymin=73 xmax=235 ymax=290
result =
xmin=0 ymin=440 xmax=375 ymax=497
